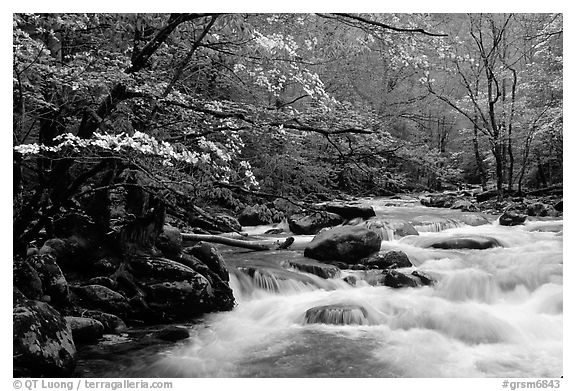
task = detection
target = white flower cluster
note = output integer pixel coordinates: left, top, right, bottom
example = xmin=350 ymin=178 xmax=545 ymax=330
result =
xmin=14 ymin=131 xmax=203 ymax=167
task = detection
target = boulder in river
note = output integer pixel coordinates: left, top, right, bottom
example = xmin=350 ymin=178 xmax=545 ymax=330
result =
xmin=304 ymin=226 xmax=381 ymax=264
xmin=526 ymin=202 xmax=558 ymax=217
xmin=288 ymin=211 xmax=343 ymax=235
xmin=381 ymin=270 xmax=421 ymax=288
xmin=128 ymin=256 xmax=234 ymax=319
xmin=238 ymin=204 xmax=279 ymax=226
xmin=72 ymin=310 xmax=126 ymax=334
xmin=185 ymin=242 xmax=230 ymax=282
xmin=499 ymin=211 xmax=527 ymax=226
xmin=65 ymin=316 xmax=104 ymax=343
xmin=71 ymin=284 xmax=131 ymax=317
xmin=324 ymin=203 xmax=376 ymax=220
xmin=427 ymin=236 xmax=501 ymax=250
xmin=13 ymin=297 xmax=76 ymax=377
xmin=304 ymin=304 xmax=370 ymax=325
xmin=420 ymin=194 xmax=456 ymax=208
xmin=363 ymin=250 xmax=412 ymax=269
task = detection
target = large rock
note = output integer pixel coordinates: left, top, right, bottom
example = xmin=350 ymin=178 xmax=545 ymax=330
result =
xmin=420 ymin=194 xmax=456 ymax=208
xmin=499 ymin=211 xmax=527 ymax=226
xmin=27 ymin=254 xmax=70 ymax=307
xmin=13 ymin=259 xmax=44 ymax=301
xmin=156 ymin=225 xmax=183 ymax=259
xmin=71 ymin=285 xmax=131 ymax=317
xmin=64 ymin=316 xmax=104 ymax=343
xmin=73 ymin=310 xmax=126 ymax=334
xmin=381 ymin=270 xmax=421 ymax=288
xmin=238 ymin=204 xmax=274 ymax=226
xmin=324 ymin=203 xmax=376 ymax=220
xmin=426 ymin=236 xmax=501 ymax=250
xmin=128 ymin=256 xmax=233 ymax=319
xmin=304 ymin=304 xmax=369 ymax=325
xmin=13 ymin=298 xmax=76 ymax=377
xmin=185 ymin=242 xmax=229 ymax=281
xmin=526 ymin=202 xmax=558 ymax=217
xmin=363 ymin=250 xmax=412 ymax=269
xmin=281 ymin=258 xmax=341 ymax=279
xmin=288 ymin=211 xmax=343 ymax=235
xmin=304 ymin=226 xmax=381 ymax=264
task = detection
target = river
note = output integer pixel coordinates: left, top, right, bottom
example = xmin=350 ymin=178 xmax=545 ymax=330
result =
xmin=75 ymin=198 xmax=563 ymax=377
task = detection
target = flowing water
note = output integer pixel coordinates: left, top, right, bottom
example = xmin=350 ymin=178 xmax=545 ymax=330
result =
xmin=76 ymin=198 xmax=563 ymax=378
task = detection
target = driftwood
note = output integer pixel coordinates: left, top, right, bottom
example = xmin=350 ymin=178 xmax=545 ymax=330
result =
xmin=182 ymin=233 xmax=270 ymax=251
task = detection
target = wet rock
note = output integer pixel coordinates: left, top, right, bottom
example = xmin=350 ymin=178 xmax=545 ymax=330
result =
xmin=382 ymin=270 xmax=421 ymax=288
xmin=282 ymin=258 xmax=341 ymax=279
xmin=129 ymin=256 xmax=233 ymax=319
xmin=156 ymin=225 xmax=183 ymax=259
xmin=499 ymin=211 xmax=527 ymax=226
xmin=304 ymin=226 xmax=381 ymax=264
xmin=27 ymin=254 xmax=70 ymax=307
xmin=13 ymin=259 xmax=43 ymax=301
xmin=214 ymin=213 xmax=242 ymax=232
xmin=324 ymin=203 xmax=376 ymax=220
xmin=145 ymin=279 xmax=215 ymax=318
xmin=427 ymin=236 xmax=501 ymax=250
xmin=420 ymin=194 xmax=456 ymax=208
xmin=288 ymin=211 xmax=343 ymax=235
xmin=342 ymin=276 xmax=357 ymax=286
xmin=238 ymin=204 xmax=274 ymax=226
xmin=71 ymin=285 xmax=130 ymax=317
xmin=154 ymin=326 xmax=190 ymax=342
xmin=363 ymin=250 xmax=412 ymax=269
xmin=13 ymin=299 xmax=76 ymax=377
xmin=74 ymin=310 xmax=126 ymax=334
xmin=185 ymin=242 xmax=229 ymax=281
xmin=411 ymin=270 xmax=435 ymax=286
xmin=526 ymin=202 xmax=558 ymax=217
xmin=129 ymin=256 xmax=205 ymax=283
xmin=304 ymin=304 xmax=369 ymax=325
xmin=65 ymin=316 xmax=104 ymax=343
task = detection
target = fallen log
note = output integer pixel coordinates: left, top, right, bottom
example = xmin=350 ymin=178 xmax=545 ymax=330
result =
xmin=182 ymin=233 xmax=270 ymax=251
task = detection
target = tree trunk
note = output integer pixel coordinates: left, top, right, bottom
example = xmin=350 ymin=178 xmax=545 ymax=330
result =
xmin=472 ymin=121 xmax=487 ymax=190
xmin=182 ymin=233 xmax=271 ymax=251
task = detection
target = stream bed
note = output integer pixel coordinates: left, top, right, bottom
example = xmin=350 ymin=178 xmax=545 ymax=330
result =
xmin=75 ymin=198 xmax=563 ymax=378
